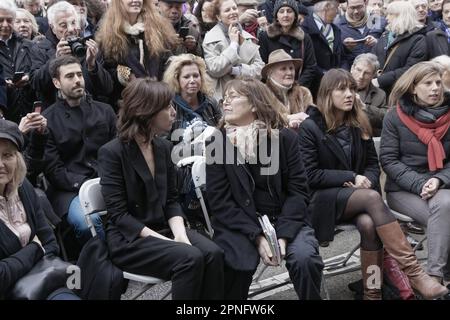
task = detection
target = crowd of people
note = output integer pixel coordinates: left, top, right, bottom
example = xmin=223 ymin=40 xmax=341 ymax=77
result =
xmin=1 ymin=0 xmax=450 ymax=301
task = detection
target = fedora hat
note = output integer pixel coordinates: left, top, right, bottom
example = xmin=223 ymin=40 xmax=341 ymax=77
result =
xmin=261 ymin=49 xmax=303 ymax=80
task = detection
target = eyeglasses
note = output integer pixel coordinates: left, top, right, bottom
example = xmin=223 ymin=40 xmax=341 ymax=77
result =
xmin=222 ymin=94 xmax=242 ymax=103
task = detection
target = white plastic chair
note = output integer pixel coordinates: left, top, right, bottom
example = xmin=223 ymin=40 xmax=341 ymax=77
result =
xmin=79 ymin=178 xmax=169 ymax=300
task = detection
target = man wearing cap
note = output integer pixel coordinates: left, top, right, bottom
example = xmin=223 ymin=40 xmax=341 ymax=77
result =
xmin=159 ymin=0 xmax=203 ymax=56
xmin=335 ymin=0 xmax=386 ymax=68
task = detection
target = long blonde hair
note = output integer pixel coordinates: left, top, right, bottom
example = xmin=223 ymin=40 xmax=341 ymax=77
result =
xmin=389 ymin=61 xmax=445 ymax=107
xmin=96 ymin=0 xmax=178 ymax=61
xmin=317 ymin=69 xmax=372 ymax=138
xmin=385 ymin=1 xmax=423 ymax=35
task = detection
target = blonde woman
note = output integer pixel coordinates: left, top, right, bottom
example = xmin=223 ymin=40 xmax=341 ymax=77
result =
xmin=371 ymin=1 xmax=426 ymax=94
xmin=381 ymin=61 xmax=450 ymax=287
xmin=14 ymin=8 xmax=40 ymax=40
xmin=202 ymin=0 xmax=264 ymax=101
xmin=298 ymin=68 xmax=448 ymax=300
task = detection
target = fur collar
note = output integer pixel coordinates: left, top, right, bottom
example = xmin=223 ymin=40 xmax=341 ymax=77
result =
xmin=266 ymin=23 xmax=304 ymax=41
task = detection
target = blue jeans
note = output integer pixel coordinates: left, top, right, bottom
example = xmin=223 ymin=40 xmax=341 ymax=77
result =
xmin=67 ymin=196 xmax=105 ymax=245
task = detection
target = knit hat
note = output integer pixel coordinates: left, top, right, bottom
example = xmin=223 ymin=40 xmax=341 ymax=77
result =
xmin=273 ymin=0 xmax=299 ymax=21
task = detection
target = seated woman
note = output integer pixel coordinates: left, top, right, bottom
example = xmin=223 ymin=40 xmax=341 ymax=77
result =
xmin=298 ymin=68 xmax=449 ymax=300
xmin=381 ymin=61 xmax=450 ymax=286
xmin=96 ymin=0 xmax=178 ymax=105
xmin=97 ymin=79 xmax=224 ymax=300
xmin=163 ymin=54 xmax=222 ymax=228
xmin=202 ymin=0 xmax=264 ymax=101
xmin=258 ymin=0 xmax=317 ymax=88
xmin=206 ymin=77 xmax=324 ymax=300
xmin=0 ymin=119 xmax=78 ymax=300
xmin=262 ymin=49 xmax=313 ymax=130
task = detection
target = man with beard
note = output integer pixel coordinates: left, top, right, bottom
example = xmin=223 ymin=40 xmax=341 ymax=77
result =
xmin=39 ymin=55 xmax=116 ymax=246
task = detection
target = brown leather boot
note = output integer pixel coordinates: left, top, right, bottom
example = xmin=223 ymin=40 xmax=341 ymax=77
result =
xmin=360 ymin=249 xmax=383 ymax=300
xmin=376 ymin=222 xmax=449 ymax=300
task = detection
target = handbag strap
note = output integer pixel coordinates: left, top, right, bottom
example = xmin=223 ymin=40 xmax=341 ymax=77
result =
xmin=382 ymin=44 xmax=399 ymax=72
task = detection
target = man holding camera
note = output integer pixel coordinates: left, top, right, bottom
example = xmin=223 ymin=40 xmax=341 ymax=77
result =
xmin=30 ymin=1 xmax=113 ymax=108
xmin=159 ymin=0 xmax=203 ymax=56
xmin=0 ymin=0 xmax=36 ymax=124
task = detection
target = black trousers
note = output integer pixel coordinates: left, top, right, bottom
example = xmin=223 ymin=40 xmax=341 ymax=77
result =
xmin=224 ymin=226 xmax=324 ymax=300
xmin=111 ymin=228 xmax=224 ymax=300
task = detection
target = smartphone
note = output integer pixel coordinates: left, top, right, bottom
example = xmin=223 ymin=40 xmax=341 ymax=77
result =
xmin=352 ymin=37 xmax=368 ymax=43
xmin=258 ymin=10 xmax=266 ymax=17
xmin=232 ymin=22 xmax=243 ymax=34
xmin=33 ymin=101 xmax=42 ymax=114
xmin=12 ymin=71 xmax=25 ymax=83
xmin=179 ymin=27 xmax=190 ymax=40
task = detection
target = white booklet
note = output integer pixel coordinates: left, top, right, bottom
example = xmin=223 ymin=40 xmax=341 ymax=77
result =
xmin=257 ymin=214 xmax=282 ymax=265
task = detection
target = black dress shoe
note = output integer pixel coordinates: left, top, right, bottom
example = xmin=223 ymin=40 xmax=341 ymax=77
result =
xmin=406 ymin=222 xmax=425 ymax=235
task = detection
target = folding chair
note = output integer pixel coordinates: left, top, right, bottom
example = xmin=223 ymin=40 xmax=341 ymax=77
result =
xmin=79 ymin=178 xmax=170 ymax=300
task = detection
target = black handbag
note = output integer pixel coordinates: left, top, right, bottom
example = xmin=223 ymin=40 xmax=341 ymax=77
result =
xmin=9 ymin=255 xmax=73 ymax=300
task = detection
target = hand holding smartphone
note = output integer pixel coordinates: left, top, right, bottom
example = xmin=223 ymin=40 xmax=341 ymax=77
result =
xmin=33 ymin=101 xmax=42 ymax=114
xmin=12 ymin=72 xmax=25 ymax=83
xmin=179 ymin=27 xmax=190 ymax=40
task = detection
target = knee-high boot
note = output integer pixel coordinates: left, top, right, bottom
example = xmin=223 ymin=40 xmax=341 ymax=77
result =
xmin=360 ymin=249 xmax=383 ymax=300
xmin=376 ymin=222 xmax=449 ymax=299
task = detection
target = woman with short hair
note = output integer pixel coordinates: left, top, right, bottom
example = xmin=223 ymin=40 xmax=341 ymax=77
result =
xmin=98 ymin=79 xmax=224 ymax=300
xmin=14 ymin=9 xmax=40 ymax=40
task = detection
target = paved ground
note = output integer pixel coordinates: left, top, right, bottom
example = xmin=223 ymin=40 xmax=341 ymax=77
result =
xmin=121 ymin=228 xmax=429 ymax=300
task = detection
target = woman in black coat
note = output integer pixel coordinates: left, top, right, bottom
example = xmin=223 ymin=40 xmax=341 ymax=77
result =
xmin=258 ymin=0 xmax=318 ymax=88
xmin=206 ymin=77 xmax=324 ymax=300
xmin=0 ymin=120 xmax=77 ymax=300
xmin=298 ymin=69 xmax=448 ymax=300
xmin=97 ymin=79 xmax=224 ymax=300
xmin=371 ymin=1 xmax=427 ymax=95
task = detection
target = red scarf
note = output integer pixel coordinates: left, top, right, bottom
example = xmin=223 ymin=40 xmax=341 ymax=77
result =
xmin=397 ymin=105 xmax=450 ymax=171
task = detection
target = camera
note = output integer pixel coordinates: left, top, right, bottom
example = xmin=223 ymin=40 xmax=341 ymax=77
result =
xmin=66 ymin=36 xmax=90 ymax=58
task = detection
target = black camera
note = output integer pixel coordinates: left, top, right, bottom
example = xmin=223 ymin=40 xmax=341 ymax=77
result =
xmin=66 ymin=36 xmax=89 ymax=58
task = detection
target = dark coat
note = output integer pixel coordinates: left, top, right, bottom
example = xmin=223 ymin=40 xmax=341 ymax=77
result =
xmin=257 ymin=0 xmax=276 ymax=24
xmin=358 ymin=83 xmax=387 ymax=137
xmin=301 ymin=15 xmax=345 ymax=74
xmin=42 ymin=96 xmax=117 ymax=217
xmin=258 ymin=24 xmax=318 ymax=88
xmin=380 ymin=98 xmax=450 ymax=196
xmin=98 ymin=137 xmax=185 ymax=246
xmin=335 ymin=14 xmax=386 ymax=68
xmin=205 ymin=127 xmax=311 ymax=271
xmin=0 ymin=33 xmax=36 ymax=123
xmin=30 ymin=29 xmax=114 ymax=108
xmin=421 ymin=21 xmax=449 ymax=59
xmin=372 ymin=29 xmax=427 ymax=94
xmin=298 ymin=106 xmax=380 ymax=242
xmin=0 ymin=64 xmax=5 ymax=111
xmin=0 ymin=179 xmax=59 ymax=298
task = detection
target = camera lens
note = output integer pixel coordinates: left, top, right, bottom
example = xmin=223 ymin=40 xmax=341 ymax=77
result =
xmin=70 ymin=41 xmax=86 ymax=58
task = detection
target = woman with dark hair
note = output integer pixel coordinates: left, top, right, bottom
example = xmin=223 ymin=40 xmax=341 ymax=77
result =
xmin=96 ymin=0 xmax=178 ymax=104
xmin=97 ymin=78 xmax=224 ymax=300
xmin=258 ymin=0 xmax=318 ymax=88
xmin=381 ymin=61 xmax=450 ymax=286
xmin=206 ymin=77 xmax=324 ymax=300
xmin=193 ymin=0 xmax=216 ymax=41
xmin=298 ymin=68 xmax=448 ymax=300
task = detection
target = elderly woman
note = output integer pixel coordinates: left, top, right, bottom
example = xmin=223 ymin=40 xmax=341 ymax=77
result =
xmin=206 ymin=77 xmax=324 ymax=300
xmin=371 ymin=1 xmax=427 ymax=95
xmin=432 ymin=55 xmax=450 ymax=90
xmin=258 ymin=0 xmax=317 ymax=88
xmin=350 ymin=53 xmax=387 ymax=137
xmin=262 ymin=49 xmax=313 ymax=130
xmin=0 ymin=119 xmax=78 ymax=300
xmin=96 ymin=0 xmax=178 ymax=104
xmin=14 ymin=8 xmax=40 ymax=41
xmin=298 ymin=68 xmax=448 ymax=300
xmin=380 ymin=61 xmax=450 ymax=287
xmin=202 ymin=0 xmax=264 ymax=101
xmin=98 ymin=79 xmax=224 ymax=300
